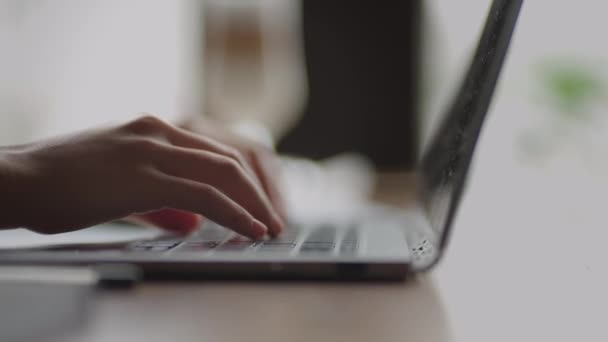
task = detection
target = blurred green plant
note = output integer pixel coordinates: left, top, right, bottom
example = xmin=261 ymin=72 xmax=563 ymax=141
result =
xmin=536 ymin=61 xmax=606 ymax=117
xmin=520 ymin=60 xmax=608 ymax=161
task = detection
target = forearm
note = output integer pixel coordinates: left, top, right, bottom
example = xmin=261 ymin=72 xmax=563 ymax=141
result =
xmin=0 ymin=147 xmax=30 ymax=229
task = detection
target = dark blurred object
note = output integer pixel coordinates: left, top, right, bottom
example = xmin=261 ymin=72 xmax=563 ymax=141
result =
xmin=278 ymin=0 xmax=422 ymax=169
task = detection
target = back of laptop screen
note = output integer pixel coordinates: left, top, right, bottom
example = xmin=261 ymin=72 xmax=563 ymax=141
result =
xmin=417 ymin=0 xmax=523 ymax=268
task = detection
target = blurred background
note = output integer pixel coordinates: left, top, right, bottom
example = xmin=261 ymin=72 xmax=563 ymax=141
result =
xmin=3 ymin=0 xmax=607 ymax=165
xmin=1 ymin=0 xmax=422 ymax=169
xmin=1 ymin=0 xmax=608 ymax=242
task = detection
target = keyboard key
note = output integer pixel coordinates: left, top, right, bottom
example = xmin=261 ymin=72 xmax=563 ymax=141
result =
xmin=304 ymin=226 xmax=336 ymax=243
xmin=176 ymin=242 xmax=218 ymax=252
xmin=269 ymin=229 xmax=299 ymax=243
xmin=131 ymin=240 xmax=181 ymax=247
xmin=262 ymin=240 xmax=295 ymax=245
xmin=128 ymin=240 xmax=181 ymax=252
xmin=339 ymin=243 xmax=358 ymax=255
xmin=342 ymin=229 xmax=359 ymax=244
xmin=129 ymin=244 xmax=177 ymax=252
xmin=258 ymin=242 xmax=295 ymax=252
xmin=215 ymin=241 xmax=257 ymax=252
xmin=300 ymin=242 xmax=335 ymax=253
xmin=268 ymin=237 xmax=297 ymax=244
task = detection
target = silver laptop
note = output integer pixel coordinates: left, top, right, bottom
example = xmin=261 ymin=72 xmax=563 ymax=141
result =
xmin=0 ymin=0 xmax=523 ymax=280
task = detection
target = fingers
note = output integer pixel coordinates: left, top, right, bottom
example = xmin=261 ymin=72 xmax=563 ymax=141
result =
xmin=152 ymin=145 xmax=283 ymax=236
xmin=247 ymin=150 xmax=288 ymax=221
xmin=176 ymin=118 xmax=288 ymax=221
xmin=152 ymin=120 xmax=285 ymax=223
xmin=119 ymin=115 xmax=285 ymax=238
xmin=163 ymin=123 xmax=261 ymax=181
xmin=152 ymin=172 xmax=268 ymax=240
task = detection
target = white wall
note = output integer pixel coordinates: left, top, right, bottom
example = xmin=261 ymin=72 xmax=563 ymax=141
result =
xmin=1 ymin=0 xmax=199 ymax=144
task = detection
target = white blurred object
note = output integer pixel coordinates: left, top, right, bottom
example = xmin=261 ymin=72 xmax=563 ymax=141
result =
xmin=280 ymin=153 xmax=376 ymax=224
xmin=230 ymin=119 xmax=275 ymax=149
xmin=202 ymin=0 xmax=307 ymax=141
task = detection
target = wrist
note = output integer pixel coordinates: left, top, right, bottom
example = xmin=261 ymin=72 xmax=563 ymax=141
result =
xmin=0 ymin=147 xmax=33 ymax=229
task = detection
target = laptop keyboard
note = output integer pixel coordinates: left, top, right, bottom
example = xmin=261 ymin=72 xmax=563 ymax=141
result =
xmin=127 ymin=223 xmax=359 ymax=256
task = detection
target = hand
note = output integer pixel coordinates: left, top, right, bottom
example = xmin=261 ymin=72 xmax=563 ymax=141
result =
xmin=0 ymin=115 xmax=284 ymax=239
xmin=131 ymin=116 xmax=288 ymax=233
xmin=181 ymin=116 xmax=287 ymax=220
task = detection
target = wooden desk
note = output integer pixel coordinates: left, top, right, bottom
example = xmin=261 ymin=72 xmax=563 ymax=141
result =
xmin=75 ymin=278 xmax=448 ymax=342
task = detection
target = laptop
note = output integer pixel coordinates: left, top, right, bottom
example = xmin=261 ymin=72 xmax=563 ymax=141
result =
xmin=0 ymin=0 xmax=523 ymax=280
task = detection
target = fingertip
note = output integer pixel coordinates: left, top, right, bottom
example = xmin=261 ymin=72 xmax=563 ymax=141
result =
xmin=271 ymin=215 xmax=285 ymax=237
xmin=251 ymin=219 xmax=268 ymax=240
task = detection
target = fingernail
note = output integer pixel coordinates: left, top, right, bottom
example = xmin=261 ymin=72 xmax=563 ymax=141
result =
xmin=252 ymin=219 xmax=268 ymax=239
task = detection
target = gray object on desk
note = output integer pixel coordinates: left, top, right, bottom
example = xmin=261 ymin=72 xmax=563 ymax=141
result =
xmin=0 ymin=267 xmax=96 ymax=342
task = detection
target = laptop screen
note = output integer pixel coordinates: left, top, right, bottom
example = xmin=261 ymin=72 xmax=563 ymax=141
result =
xmin=421 ymin=0 xmax=523 ymax=252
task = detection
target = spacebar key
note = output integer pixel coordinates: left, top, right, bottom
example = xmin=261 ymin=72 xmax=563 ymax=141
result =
xmin=299 ymin=242 xmax=334 ymax=253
